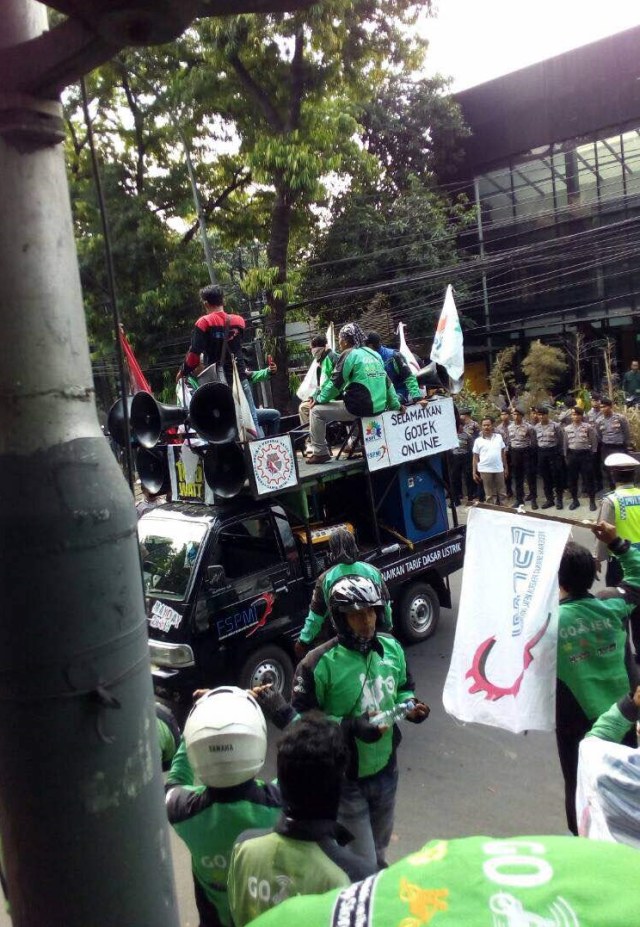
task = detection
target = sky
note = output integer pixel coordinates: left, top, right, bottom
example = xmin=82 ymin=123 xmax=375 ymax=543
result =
xmin=421 ymin=1 xmax=640 ymax=91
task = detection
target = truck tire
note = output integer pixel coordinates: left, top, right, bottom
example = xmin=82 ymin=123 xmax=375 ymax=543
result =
xmin=396 ymin=582 xmax=440 ymax=643
xmin=239 ymin=645 xmax=294 ymax=696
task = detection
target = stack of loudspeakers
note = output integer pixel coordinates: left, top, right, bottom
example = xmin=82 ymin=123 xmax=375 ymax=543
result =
xmin=107 ymin=381 xmax=246 ymax=499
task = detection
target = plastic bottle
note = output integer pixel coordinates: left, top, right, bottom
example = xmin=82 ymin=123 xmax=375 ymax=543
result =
xmin=369 ymin=699 xmax=416 ymax=727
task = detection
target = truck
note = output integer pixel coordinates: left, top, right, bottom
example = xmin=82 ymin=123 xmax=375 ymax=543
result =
xmin=139 ymin=397 xmax=465 ymax=719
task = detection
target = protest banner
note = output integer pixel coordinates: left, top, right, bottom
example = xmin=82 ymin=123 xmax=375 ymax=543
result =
xmin=363 ymin=396 xmax=458 ymax=472
xmin=443 ymin=506 xmax=571 ymax=732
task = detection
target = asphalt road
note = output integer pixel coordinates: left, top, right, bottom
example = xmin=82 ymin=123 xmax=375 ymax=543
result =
xmin=0 ymin=505 xmax=598 ymax=926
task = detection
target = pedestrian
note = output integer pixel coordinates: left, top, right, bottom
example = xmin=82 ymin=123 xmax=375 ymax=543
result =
xmin=471 ymin=417 xmax=508 ymax=505
xmin=556 ymin=520 xmax=640 ymax=834
xmin=364 ymin=331 xmax=422 ymax=404
xmin=165 ymin=687 xmax=281 ymax=927
xmin=534 ymin=405 xmax=564 ymax=509
xmin=298 ymin=334 xmax=339 ymax=430
xmin=227 ymin=715 xmax=375 ymax=927
xmin=295 ymin=527 xmax=392 ymax=658
xmin=458 ymin=407 xmax=482 ymax=502
xmin=507 ymin=406 xmax=538 ymax=509
xmin=597 ymin=398 xmax=633 ymax=490
xmin=306 ymin=324 xmax=403 ymax=465
xmin=564 ymin=406 xmax=598 ymax=511
xmin=495 ymin=408 xmax=513 ymax=498
xmin=622 ymin=359 xmax=640 ymax=405
xmin=291 ymin=576 xmax=429 ymax=869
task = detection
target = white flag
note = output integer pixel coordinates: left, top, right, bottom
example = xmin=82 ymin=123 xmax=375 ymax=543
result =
xmin=430 ymin=284 xmax=464 ymax=393
xmin=443 ymin=507 xmax=571 ymax=733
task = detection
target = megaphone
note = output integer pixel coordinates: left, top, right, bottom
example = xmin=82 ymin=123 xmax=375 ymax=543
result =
xmin=202 ymin=444 xmax=246 ymax=499
xmin=107 ymin=396 xmax=135 ymax=448
xmin=189 ymin=382 xmax=238 ymax=445
xmin=136 ymin=446 xmax=170 ymax=495
xmin=130 ymin=391 xmax=188 ymax=449
xmin=416 ymin=361 xmax=450 ymax=391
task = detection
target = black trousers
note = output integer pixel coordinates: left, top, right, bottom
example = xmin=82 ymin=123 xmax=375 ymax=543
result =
xmin=538 ymin=449 xmax=562 ymax=501
xmin=566 ymin=449 xmax=595 ymax=500
xmin=510 ymin=447 xmax=536 ymax=502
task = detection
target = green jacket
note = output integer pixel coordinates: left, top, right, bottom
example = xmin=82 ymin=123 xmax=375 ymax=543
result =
xmin=244 ymin=835 xmax=640 ymax=927
xmin=557 ymin=541 xmax=640 ymax=724
xmin=586 ymin=693 xmax=638 ymax=743
xmin=299 ymin=561 xmax=393 ymax=645
xmin=316 ymin=347 xmax=400 ymax=417
xmin=292 ymin=633 xmax=415 ymax=779
xmin=228 ymin=817 xmax=374 ymax=927
xmin=311 ymin=349 xmax=339 ymax=399
xmin=249 ymin=368 xmax=272 ymax=384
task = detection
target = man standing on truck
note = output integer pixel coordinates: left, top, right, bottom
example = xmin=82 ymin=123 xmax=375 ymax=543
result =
xmin=295 ymin=527 xmax=392 ymax=659
xmin=306 ymin=323 xmax=403 ymax=465
xmin=292 ymin=576 xmax=429 ymax=870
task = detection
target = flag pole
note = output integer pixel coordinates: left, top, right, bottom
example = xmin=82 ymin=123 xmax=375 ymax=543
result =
xmin=471 ymin=502 xmax=596 ymax=529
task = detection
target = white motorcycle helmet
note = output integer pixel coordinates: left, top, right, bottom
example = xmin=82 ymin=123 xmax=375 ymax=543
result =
xmin=183 ymin=686 xmax=268 ymax=788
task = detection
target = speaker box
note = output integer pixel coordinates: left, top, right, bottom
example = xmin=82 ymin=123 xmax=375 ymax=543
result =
xmin=373 ymin=458 xmax=448 ymax=543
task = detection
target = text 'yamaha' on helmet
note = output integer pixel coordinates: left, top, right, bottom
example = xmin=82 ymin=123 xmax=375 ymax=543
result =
xmin=183 ymin=686 xmax=267 ymax=788
xmin=328 ymin=575 xmax=384 ymax=641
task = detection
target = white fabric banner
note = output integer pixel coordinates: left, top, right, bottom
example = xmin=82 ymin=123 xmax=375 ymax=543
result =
xmin=443 ymin=508 xmax=571 ymax=732
xmin=363 ymin=396 xmax=458 ymax=471
xmin=430 ymin=284 xmax=464 ymax=393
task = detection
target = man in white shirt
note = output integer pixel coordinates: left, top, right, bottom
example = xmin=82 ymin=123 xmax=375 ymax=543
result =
xmin=472 ymin=417 xmax=509 ymax=505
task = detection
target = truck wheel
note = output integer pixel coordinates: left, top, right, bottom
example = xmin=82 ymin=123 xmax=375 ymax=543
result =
xmin=239 ymin=645 xmax=294 ymax=696
xmin=397 ymin=582 xmax=440 ymax=643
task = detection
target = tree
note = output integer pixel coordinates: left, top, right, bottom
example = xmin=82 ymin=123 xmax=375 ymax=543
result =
xmin=521 ymin=340 xmax=568 ymax=402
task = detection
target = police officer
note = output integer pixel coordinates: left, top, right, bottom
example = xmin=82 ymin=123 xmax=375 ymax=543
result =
xmin=449 ymin=419 xmax=473 ymax=506
xmin=534 ymin=405 xmax=564 ymax=510
xmin=565 ymin=407 xmax=598 ymax=511
xmin=587 ymin=393 xmax=605 ymax=492
xmin=598 ymin=398 xmax=632 ymax=490
xmin=495 ymin=409 xmax=512 ymax=497
xmin=508 ymin=405 xmax=538 ymax=509
xmin=458 ymin=407 xmax=481 ymax=503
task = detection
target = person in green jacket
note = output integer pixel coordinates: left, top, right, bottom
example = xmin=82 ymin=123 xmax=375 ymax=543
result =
xmin=295 ymin=527 xmax=392 ymax=658
xmin=306 ymin=323 xmax=403 ymax=465
xmin=227 ymin=714 xmax=375 ymax=927
xmin=292 ymin=575 xmax=429 ymax=870
xmin=298 ymin=334 xmax=339 ymax=431
xmin=556 ymin=520 xmax=640 ymax=834
xmin=248 ymin=361 xmax=281 ymax=437
xmin=240 ymin=834 xmax=640 ymax=927
xmin=165 ymin=687 xmax=281 ymax=927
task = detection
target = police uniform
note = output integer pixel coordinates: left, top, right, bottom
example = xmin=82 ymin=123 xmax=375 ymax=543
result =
xmin=564 ymin=419 xmax=598 ymax=509
xmin=587 ymin=405 xmax=605 ymax=490
xmin=495 ymin=417 xmax=512 ymax=496
xmin=507 ymin=418 xmax=537 ymax=507
xmin=448 ymin=428 xmax=472 ymax=505
xmin=534 ymin=414 xmax=564 ymax=508
xmin=598 ymin=410 xmax=632 ymax=490
xmin=459 ymin=411 xmax=481 ymax=502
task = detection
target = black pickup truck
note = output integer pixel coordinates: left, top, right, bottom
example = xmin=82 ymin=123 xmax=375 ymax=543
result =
xmin=141 ymin=452 xmax=465 ymax=719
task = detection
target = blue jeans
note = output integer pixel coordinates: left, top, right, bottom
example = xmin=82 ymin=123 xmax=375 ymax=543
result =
xmin=256 ymin=407 xmax=281 ymax=437
xmin=241 ymin=378 xmax=264 ymax=438
xmin=337 ymin=760 xmax=398 ymax=869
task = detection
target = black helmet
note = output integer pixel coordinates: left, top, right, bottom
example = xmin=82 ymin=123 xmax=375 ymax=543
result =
xmin=329 ymin=576 xmax=384 ymax=653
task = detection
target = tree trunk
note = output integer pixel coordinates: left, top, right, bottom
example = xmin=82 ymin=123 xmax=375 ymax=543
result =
xmin=266 ymin=182 xmax=292 ymax=411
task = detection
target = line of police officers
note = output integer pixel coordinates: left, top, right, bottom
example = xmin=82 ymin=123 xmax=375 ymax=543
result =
xmin=449 ymin=393 xmax=633 ymax=512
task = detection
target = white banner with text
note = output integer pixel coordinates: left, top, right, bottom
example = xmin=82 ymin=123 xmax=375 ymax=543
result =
xmin=443 ymin=507 xmax=571 ymax=733
xmin=363 ymin=396 xmax=458 ymax=471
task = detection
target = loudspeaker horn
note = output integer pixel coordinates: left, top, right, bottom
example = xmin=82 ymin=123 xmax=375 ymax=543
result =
xmin=202 ymin=444 xmax=246 ymax=499
xmin=130 ymin=391 xmax=188 ymax=449
xmin=107 ymin=395 xmax=135 ymax=448
xmin=189 ymin=382 xmax=238 ymax=445
xmin=136 ymin=446 xmax=171 ymax=495
xmin=416 ymin=361 xmax=450 ymax=391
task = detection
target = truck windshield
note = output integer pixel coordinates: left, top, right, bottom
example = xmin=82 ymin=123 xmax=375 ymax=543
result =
xmin=138 ymin=518 xmax=208 ymax=600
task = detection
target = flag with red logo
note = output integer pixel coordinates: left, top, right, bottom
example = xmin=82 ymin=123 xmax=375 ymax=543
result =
xmin=443 ymin=507 xmax=570 ymax=732
xmin=430 ymin=285 xmax=464 ymax=393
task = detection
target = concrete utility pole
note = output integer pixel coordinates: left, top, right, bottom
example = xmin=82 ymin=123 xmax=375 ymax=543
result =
xmin=0 ymin=3 xmax=180 ymax=925
xmin=0 ymin=0 xmax=309 ymax=924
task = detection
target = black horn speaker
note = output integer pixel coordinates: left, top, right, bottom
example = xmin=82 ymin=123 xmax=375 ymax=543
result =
xmin=202 ymin=444 xmax=246 ymax=499
xmin=130 ymin=391 xmax=188 ymax=449
xmin=107 ymin=396 xmax=135 ymax=448
xmin=136 ymin=446 xmax=171 ymax=495
xmin=416 ymin=361 xmax=450 ymax=391
xmin=189 ymin=382 xmax=238 ymax=444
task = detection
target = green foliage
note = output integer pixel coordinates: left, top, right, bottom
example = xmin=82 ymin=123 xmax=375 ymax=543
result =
xmin=488 ymin=347 xmax=517 ymax=398
xmin=521 ymin=340 xmax=568 ymax=402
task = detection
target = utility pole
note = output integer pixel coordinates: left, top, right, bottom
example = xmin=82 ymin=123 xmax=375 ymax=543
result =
xmin=0 ymin=3 xmax=179 ymax=925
